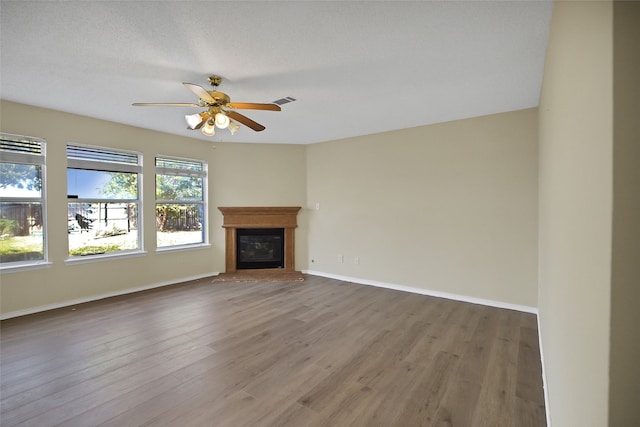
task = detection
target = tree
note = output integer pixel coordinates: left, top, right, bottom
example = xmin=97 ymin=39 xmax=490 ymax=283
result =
xmin=101 ymin=172 xmax=137 ymax=198
xmin=156 ymin=175 xmax=202 ymax=232
xmin=0 ymin=164 xmax=43 ymax=234
xmin=0 ymin=163 xmax=42 ymax=191
xmin=101 ymin=172 xmax=203 ymax=232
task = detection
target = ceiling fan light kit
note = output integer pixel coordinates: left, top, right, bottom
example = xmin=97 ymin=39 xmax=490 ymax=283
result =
xmin=201 ymin=119 xmax=216 ymax=136
xmin=228 ymin=121 xmax=240 ymax=135
xmin=133 ymin=75 xmax=281 ymax=137
xmin=214 ymin=112 xmax=230 ymax=129
xmin=185 ymin=112 xmax=207 ymax=130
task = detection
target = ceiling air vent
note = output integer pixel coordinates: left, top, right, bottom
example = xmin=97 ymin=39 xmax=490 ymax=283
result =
xmin=272 ymin=96 xmax=296 ymax=106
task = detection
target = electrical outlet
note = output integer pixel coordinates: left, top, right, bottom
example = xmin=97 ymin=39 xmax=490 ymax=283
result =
xmin=355 ymin=256 xmax=360 ymax=265
xmin=338 ymin=254 xmax=344 ymax=264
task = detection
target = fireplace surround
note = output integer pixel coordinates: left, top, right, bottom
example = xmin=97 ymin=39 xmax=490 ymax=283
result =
xmin=218 ymin=206 xmax=301 ymax=273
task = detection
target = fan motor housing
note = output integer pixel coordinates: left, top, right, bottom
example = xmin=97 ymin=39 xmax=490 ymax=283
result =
xmin=206 ymin=91 xmax=231 ymax=106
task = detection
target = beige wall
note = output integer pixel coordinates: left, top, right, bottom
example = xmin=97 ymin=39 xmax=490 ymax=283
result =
xmin=610 ymin=2 xmax=640 ymax=425
xmin=0 ymin=101 xmax=307 ymax=315
xmin=306 ymin=109 xmax=539 ymax=308
xmin=538 ymin=2 xmax=613 ymax=426
xmin=2 ymin=101 xmax=539 ymax=315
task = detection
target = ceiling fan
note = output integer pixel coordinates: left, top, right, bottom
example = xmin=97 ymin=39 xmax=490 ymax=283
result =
xmin=132 ymin=75 xmax=281 ymax=136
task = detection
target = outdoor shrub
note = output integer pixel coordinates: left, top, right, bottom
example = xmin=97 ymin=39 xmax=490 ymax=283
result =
xmin=0 ymin=219 xmax=17 ymax=236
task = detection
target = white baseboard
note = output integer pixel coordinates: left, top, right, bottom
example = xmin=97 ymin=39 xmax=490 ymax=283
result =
xmin=302 ymin=270 xmax=538 ymax=314
xmin=0 ymin=272 xmax=220 ymax=320
xmin=3 ymin=270 xmax=537 ymax=319
xmin=537 ymin=313 xmax=552 ymax=427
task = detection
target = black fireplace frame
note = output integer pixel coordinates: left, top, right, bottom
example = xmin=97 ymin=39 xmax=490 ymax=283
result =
xmin=236 ymin=228 xmax=285 ymax=270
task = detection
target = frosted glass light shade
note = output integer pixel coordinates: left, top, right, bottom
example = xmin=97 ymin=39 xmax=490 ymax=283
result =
xmin=185 ymin=113 xmax=204 ymax=129
xmin=228 ymin=121 xmax=240 ymax=135
xmin=201 ymin=120 xmax=215 ymax=136
xmin=214 ymin=113 xmax=230 ymax=129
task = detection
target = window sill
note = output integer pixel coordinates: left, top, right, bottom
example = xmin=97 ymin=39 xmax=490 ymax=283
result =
xmin=156 ymin=243 xmax=211 ymax=254
xmin=0 ymin=261 xmax=53 ymax=274
xmin=65 ymin=250 xmax=147 ymax=265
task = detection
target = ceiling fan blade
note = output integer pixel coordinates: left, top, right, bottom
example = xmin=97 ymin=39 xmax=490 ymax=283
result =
xmin=183 ymin=83 xmax=215 ymax=103
xmin=132 ymin=103 xmax=199 ymax=107
xmin=226 ymin=111 xmax=266 ymax=132
xmin=228 ymin=102 xmax=281 ymax=111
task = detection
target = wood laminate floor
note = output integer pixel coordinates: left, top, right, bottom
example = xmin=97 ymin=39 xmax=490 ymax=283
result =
xmin=0 ymin=275 xmax=546 ymax=426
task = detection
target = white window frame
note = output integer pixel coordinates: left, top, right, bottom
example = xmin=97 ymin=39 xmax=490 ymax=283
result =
xmin=65 ymin=143 xmax=144 ymax=263
xmin=155 ymin=155 xmax=209 ymax=251
xmin=0 ymin=132 xmax=50 ymax=272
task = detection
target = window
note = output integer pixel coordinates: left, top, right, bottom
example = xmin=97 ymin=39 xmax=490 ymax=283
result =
xmin=155 ymin=156 xmax=207 ymax=248
xmin=67 ymin=144 xmax=142 ymax=257
xmin=0 ymin=133 xmax=47 ymax=266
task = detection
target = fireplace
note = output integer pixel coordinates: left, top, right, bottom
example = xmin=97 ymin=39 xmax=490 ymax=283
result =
xmin=236 ymin=228 xmax=284 ymax=270
xmin=218 ymin=206 xmax=301 ymax=273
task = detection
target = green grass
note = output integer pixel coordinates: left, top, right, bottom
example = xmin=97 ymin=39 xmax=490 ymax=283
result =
xmin=1 ymin=235 xmax=130 ymax=261
xmin=68 ymin=244 xmax=122 ymax=256
xmin=0 ymin=236 xmax=43 ymax=262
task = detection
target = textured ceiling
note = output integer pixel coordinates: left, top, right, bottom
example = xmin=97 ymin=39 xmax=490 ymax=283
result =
xmin=1 ymin=1 xmax=552 ymax=145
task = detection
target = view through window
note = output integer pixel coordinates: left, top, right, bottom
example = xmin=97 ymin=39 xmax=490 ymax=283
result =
xmin=0 ymin=133 xmax=47 ymax=265
xmin=67 ymin=144 xmax=142 ymax=256
xmin=155 ymin=156 xmax=207 ymax=248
